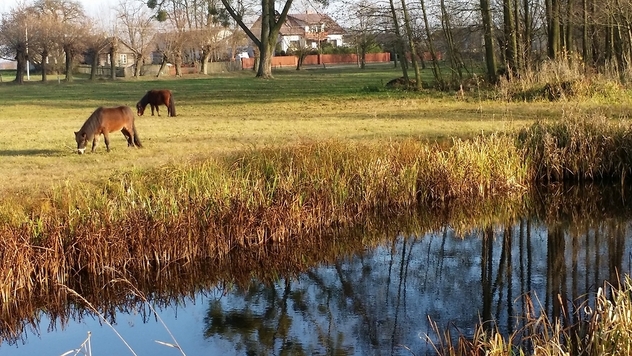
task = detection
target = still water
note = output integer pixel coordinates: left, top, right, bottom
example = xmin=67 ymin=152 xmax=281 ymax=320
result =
xmin=1 ymin=185 xmax=632 ymax=355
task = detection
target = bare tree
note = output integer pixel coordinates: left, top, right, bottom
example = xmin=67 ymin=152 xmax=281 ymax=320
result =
xmin=344 ymin=0 xmax=383 ymax=69
xmin=221 ymin=0 xmax=294 ymax=78
xmin=0 ymin=7 xmax=32 ymax=83
xmin=387 ymin=0 xmax=409 ymax=81
xmin=399 ymin=0 xmax=422 ymax=89
xmin=117 ymin=0 xmax=155 ymax=77
xmin=480 ymin=0 xmax=498 ymax=83
xmin=29 ymin=0 xmax=88 ymax=82
xmin=83 ymin=32 xmax=108 ymax=80
xmin=27 ymin=9 xmax=64 ymax=81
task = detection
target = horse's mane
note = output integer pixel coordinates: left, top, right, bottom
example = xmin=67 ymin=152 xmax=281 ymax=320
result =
xmin=79 ymin=107 xmax=104 ymax=137
xmin=138 ymin=91 xmax=150 ymax=106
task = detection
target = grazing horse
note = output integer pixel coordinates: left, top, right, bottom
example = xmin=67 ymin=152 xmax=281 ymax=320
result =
xmin=74 ymin=106 xmax=142 ymax=154
xmin=136 ymin=89 xmax=176 ymax=117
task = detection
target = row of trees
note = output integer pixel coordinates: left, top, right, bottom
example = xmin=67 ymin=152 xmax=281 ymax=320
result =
xmin=0 ymin=0 xmax=90 ymax=83
xmin=333 ymin=0 xmax=632 ymax=89
xmin=0 ymin=0 xmax=246 ymax=84
xmin=145 ymin=0 xmax=632 ymax=86
xmin=4 ymin=0 xmax=631 ymax=86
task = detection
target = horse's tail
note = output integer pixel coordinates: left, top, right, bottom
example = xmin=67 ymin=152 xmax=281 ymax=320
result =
xmin=132 ymin=122 xmax=143 ymax=148
xmin=169 ymin=92 xmax=176 ymax=117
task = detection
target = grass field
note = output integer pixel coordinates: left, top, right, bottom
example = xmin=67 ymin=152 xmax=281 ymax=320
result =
xmin=0 ymin=64 xmax=630 ymax=197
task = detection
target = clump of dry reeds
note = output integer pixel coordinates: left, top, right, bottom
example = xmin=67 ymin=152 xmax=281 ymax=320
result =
xmin=497 ymin=57 xmax=628 ymax=102
xmin=518 ymin=114 xmax=632 ymax=183
xmin=428 ymin=276 xmax=632 ymax=356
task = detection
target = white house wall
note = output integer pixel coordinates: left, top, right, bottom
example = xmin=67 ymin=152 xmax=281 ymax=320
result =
xmin=279 ymin=35 xmax=302 ymax=52
xmin=279 ymin=34 xmax=345 ymax=52
xmin=327 ymin=34 xmax=344 ymax=47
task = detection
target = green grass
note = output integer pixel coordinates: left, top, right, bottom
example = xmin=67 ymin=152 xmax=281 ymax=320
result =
xmin=3 ymin=64 xmax=619 ymax=196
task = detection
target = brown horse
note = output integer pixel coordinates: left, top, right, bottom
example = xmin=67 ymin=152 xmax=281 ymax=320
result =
xmin=136 ymin=89 xmax=176 ymax=117
xmin=74 ymin=106 xmax=142 ymax=154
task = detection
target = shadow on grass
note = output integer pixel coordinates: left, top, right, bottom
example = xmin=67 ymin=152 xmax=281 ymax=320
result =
xmin=0 ymin=149 xmax=67 ymax=157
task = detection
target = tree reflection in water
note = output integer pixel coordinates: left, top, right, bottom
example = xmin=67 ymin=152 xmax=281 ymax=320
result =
xmin=202 ymin=184 xmax=632 ymax=355
xmin=2 ymin=184 xmax=632 ymax=355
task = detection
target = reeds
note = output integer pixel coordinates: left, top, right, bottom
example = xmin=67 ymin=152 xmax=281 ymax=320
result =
xmin=497 ymin=57 xmax=628 ymax=103
xmin=519 ymin=114 xmax=632 ymax=182
xmin=428 ymin=276 xmax=632 ymax=356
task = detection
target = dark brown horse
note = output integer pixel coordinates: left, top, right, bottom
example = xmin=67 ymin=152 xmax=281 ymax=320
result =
xmin=136 ymin=89 xmax=176 ymax=117
xmin=74 ymin=106 xmax=142 ymax=154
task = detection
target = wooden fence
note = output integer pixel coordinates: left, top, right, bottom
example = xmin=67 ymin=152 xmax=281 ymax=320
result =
xmin=240 ymin=52 xmax=391 ymax=70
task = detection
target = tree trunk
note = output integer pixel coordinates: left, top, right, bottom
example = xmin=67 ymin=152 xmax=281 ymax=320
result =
xmin=582 ymin=0 xmax=590 ymax=66
xmin=14 ymin=45 xmax=26 ymax=84
xmin=41 ymin=49 xmax=48 ymax=82
xmin=175 ymin=50 xmax=182 ymax=77
xmin=134 ymin=54 xmax=142 ymax=77
xmin=420 ymin=0 xmax=442 ymax=86
xmin=523 ymin=0 xmax=532 ymax=69
xmin=613 ymin=8 xmax=625 ymax=75
xmin=480 ymin=0 xmax=498 ymax=83
xmin=513 ymin=0 xmax=522 ymax=72
xmin=360 ymin=47 xmax=366 ymax=69
xmin=547 ymin=0 xmax=561 ymax=59
xmin=441 ymin=0 xmax=464 ymax=81
xmin=388 ymin=0 xmax=409 ymax=81
xmin=257 ymin=0 xmax=272 ymax=78
xmin=64 ymin=49 xmax=73 ymax=82
xmin=90 ymin=50 xmax=98 ymax=80
xmin=400 ymin=0 xmax=422 ymax=89
xmin=605 ymin=21 xmax=613 ymax=64
xmin=565 ymin=0 xmax=573 ymax=55
xmin=201 ymin=49 xmax=211 ymax=74
xmin=110 ymin=43 xmax=117 ymax=80
xmin=503 ymin=0 xmax=518 ymax=74
xmin=157 ymin=54 xmax=168 ymax=77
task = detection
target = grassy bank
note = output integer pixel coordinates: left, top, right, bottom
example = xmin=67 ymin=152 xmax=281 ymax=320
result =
xmin=2 ymin=65 xmax=630 ymax=196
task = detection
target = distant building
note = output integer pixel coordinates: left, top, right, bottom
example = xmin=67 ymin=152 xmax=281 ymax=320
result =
xmin=250 ymin=13 xmax=346 ymax=53
xmin=0 ymin=60 xmax=17 ymax=70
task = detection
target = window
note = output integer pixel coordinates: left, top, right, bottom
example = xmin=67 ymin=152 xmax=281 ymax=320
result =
xmin=119 ymin=54 xmax=127 ymax=65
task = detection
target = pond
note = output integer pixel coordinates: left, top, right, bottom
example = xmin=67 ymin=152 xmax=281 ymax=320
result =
xmin=1 ymin=184 xmax=631 ymax=355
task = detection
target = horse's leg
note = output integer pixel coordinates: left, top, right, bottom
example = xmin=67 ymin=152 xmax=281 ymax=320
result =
xmin=151 ymin=104 xmax=156 ymax=116
xmin=91 ymin=136 xmax=99 ymax=152
xmin=103 ymin=132 xmax=111 ymax=152
xmin=122 ymin=128 xmax=133 ymax=147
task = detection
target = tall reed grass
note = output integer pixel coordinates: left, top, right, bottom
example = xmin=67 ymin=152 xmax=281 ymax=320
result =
xmin=429 ymin=276 xmax=632 ymax=356
xmin=519 ymin=115 xmax=632 ymax=182
xmin=497 ymin=58 xmax=629 ymax=103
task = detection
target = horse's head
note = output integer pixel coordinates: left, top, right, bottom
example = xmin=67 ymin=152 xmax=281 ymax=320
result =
xmin=74 ymin=131 xmax=88 ymax=154
xmin=136 ymin=102 xmax=145 ymax=116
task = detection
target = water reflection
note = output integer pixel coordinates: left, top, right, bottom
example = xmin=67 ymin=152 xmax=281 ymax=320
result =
xmin=2 ymin=184 xmax=632 ymax=355
xmin=202 ymin=220 xmax=631 ymax=355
